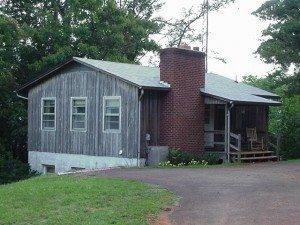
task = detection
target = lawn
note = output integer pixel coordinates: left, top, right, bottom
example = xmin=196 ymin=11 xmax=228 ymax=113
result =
xmin=0 ymin=175 xmax=173 ymax=225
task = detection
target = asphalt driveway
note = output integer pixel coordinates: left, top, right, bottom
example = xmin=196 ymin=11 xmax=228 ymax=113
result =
xmin=91 ymin=162 xmax=300 ymax=225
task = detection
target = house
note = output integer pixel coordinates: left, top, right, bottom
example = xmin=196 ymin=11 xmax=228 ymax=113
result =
xmin=16 ymin=47 xmax=281 ymax=173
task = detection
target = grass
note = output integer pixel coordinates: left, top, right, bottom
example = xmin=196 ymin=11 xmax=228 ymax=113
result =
xmin=285 ymin=158 xmax=300 ymax=163
xmin=0 ymin=175 xmax=173 ymax=225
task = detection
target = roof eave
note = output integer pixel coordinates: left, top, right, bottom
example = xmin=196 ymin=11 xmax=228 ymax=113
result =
xmin=141 ymin=86 xmax=170 ymax=91
xmin=16 ymin=58 xmax=75 ymax=95
xmin=201 ymin=92 xmax=281 ymax=106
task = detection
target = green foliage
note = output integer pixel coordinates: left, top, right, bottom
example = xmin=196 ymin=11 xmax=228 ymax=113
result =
xmin=167 ymin=148 xmax=221 ymax=166
xmin=0 ymin=143 xmax=36 ymax=185
xmin=0 ymin=159 xmax=38 ymax=185
xmin=168 ymin=148 xmax=195 ymax=165
xmin=253 ymin=0 xmax=300 ymax=69
xmin=0 ymin=176 xmax=173 ymax=225
xmin=1 ymin=0 xmax=162 ymax=77
xmin=159 ymin=159 xmax=208 ymax=167
xmin=269 ymin=96 xmax=300 ymax=159
xmin=249 ymin=0 xmax=300 ymax=159
xmin=200 ymin=152 xmax=221 ymax=165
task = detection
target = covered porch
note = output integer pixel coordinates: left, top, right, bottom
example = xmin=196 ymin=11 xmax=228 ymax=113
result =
xmin=201 ymin=73 xmax=281 ymax=162
xmin=203 ymin=96 xmax=281 ymax=163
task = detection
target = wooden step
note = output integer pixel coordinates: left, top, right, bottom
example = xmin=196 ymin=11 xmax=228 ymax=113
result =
xmin=230 ymin=151 xmax=273 ymax=155
xmin=240 ymin=156 xmax=277 ymax=161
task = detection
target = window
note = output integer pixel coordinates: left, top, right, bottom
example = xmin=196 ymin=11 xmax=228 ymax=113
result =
xmin=43 ymin=165 xmax=55 ymax=174
xmin=41 ymin=98 xmax=56 ymax=130
xmin=71 ymin=97 xmax=87 ymax=131
xmin=103 ymin=96 xmax=121 ymax=132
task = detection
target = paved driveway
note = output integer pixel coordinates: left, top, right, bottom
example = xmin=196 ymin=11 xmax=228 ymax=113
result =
xmin=92 ymin=162 xmax=300 ymax=225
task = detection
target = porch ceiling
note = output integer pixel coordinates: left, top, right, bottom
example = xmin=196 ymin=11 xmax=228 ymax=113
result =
xmin=201 ymin=73 xmax=281 ymax=106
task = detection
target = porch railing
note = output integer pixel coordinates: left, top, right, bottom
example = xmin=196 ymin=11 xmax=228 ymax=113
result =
xmin=268 ymin=134 xmax=281 ymax=161
xmin=230 ymin=132 xmax=242 ymax=163
xmin=204 ymin=130 xmax=225 ymax=149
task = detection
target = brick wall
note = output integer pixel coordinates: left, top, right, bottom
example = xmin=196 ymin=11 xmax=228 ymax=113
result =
xmin=159 ymin=47 xmax=206 ymax=154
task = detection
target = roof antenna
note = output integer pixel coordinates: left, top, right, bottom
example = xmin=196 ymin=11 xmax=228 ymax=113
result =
xmin=235 ymin=75 xmax=238 ymax=83
xmin=205 ymin=0 xmax=209 ymax=73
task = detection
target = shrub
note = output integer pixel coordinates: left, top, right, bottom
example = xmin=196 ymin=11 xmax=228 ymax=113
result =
xmin=0 ymin=158 xmax=38 ymax=184
xmin=159 ymin=160 xmax=208 ymax=167
xmin=168 ymin=148 xmax=196 ymax=165
xmin=200 ymin=153 xmax=221 ymax=165
xmin=187 ymin=159 xmax=208 ymax=166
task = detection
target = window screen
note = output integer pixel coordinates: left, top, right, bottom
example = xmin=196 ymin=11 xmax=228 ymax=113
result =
xmin=71 ymin=98 xmax=87 ymax=131
xmin=42 ymin=99 xmax=55 ymax=130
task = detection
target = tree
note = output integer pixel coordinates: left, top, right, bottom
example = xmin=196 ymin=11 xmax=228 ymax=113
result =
xmin=162 ymin=0 xmax=235 ymax=48
xmin=250 ymin=0 xmax=300 ymax=159
xmin=0 ymin=15 xmax=27 ymax=161
xmin=253 ymin=0 xmax=300 ymax=68
xmin=1 ymin=0 xmax=162 ymax=78
xmin=253 ymin=0 xmax=300 ymax=95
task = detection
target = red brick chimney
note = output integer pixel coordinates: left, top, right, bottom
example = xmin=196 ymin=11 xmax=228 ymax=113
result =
xmin=159 ymin=47 xmax=206 ymax=154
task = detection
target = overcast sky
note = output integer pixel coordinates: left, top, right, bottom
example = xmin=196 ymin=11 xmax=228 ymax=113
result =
xmin=142 ymin=0 xmax=275 ymax=81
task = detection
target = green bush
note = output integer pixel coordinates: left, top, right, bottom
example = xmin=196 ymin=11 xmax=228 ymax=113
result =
xmin=168 ymin=148 xmax=196 ymax=165
xmin=200 ymin=152 xmax=221 ymax=165
xmin=167 ymin=148 xmax=221 ymax=166
xmin=159 ymin=159 xmax=208 ymax=167
xmin=0 ymin=158 xmax=38 ymax=184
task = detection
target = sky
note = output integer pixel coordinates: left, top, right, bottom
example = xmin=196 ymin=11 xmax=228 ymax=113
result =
xmin=141 ymin=0 xmax=275 ymax=81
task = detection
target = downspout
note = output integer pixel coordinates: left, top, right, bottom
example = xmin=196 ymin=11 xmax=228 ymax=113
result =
xmin=227 ymin=101 xmax=234 ymax=162
xmin=14 ymin=91 xmax=28 ymax=100
xmin=137 ymin=88 xmax=144 ymax=167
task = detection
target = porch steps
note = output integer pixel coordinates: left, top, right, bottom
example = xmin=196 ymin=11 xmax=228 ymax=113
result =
xmin=240 ymin=156 xmax=278 ymax=161
xmin=230 ymin=150 xmax=278 ymax=162
xmin=230 ymin=151 xmax=274 ymax=155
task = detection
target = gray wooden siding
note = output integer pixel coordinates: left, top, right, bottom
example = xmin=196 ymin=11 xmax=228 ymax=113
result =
xmin=204 ymin=96 xmax=226 ymax=105
xmin=28 ymin=63 xmax=139 ymax=158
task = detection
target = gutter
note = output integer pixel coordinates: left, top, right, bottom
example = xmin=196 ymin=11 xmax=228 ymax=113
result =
xmin=137 ymin=88 xmax=144 ymax=167
xmin=14 ymin=91 xmax=28 ymax=100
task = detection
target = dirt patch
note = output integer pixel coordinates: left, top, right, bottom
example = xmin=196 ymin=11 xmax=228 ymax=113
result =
xmin=148 ymin=207 xmax=173 ymax=225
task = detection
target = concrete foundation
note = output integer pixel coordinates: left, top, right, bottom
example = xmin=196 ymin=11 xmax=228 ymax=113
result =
xmin=29 ymin=151 xmax=145 ymax=174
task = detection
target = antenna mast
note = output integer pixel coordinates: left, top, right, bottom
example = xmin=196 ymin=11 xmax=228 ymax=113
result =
xmin=205 ymin=0 xmax=209 ymax=73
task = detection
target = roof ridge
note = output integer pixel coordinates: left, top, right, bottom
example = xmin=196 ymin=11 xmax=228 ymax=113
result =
xmin=73 ymin=57 xmax=159 ymax=70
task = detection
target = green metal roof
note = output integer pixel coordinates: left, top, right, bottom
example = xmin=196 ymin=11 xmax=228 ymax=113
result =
xmin=202 ymin=73 xmax=280 ymax=105
xmin=17 ymin=57 xmax=281 ymax=105
xmin=73 ymin=57 xmax=168 ymax=89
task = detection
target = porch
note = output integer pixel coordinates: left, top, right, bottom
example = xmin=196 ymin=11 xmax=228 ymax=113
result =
xmin=204 ymin=97 xmax=280 ymax=162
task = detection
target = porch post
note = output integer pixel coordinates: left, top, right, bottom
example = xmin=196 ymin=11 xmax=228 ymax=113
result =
xmin=224 ymin=103 xmax=232 ymax=163
xmin=224 ymin=104 xmax=229 ymax=162
xmin=227 ymin=106 xmax=231 ymax=162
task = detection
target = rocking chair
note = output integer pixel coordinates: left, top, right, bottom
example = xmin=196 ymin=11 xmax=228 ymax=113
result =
xmin=246 ymin=127 xmax=264 ymax=150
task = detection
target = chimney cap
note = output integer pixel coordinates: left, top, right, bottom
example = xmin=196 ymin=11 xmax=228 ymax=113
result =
xmin=178 ymin=43 xmax=191 ymax=50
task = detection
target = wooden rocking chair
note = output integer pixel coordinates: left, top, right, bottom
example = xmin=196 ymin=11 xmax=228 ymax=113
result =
xmin=246 ymin=127 xmax=264 ymax=150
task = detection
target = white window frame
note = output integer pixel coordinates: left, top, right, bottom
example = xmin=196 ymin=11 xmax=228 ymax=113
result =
xmin=41 ymin=97 xmax=56 ymax=131
xmin=103 ymin=96 xmax=121 ymax=133
xmin=70 ymin=97 xmax=87 ymax=132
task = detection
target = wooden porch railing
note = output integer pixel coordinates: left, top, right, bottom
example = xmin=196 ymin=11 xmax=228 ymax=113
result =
xmin=204 ymin=130 xmax=225 ymax=147
xmin=268 ymin=134 xmax=281 ymax=161
xmin=230 ymin=132 xmax=242 ymax=163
